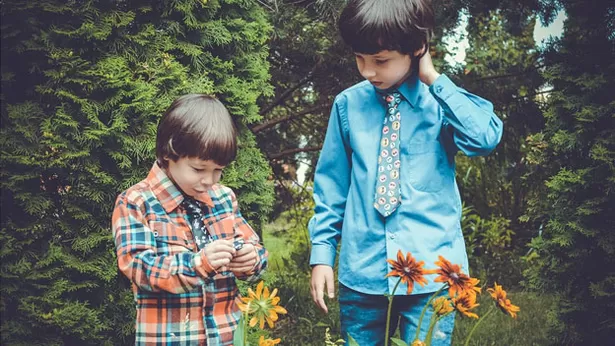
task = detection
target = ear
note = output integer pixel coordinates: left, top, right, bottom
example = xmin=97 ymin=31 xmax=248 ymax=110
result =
xmin=414 ymin=44 xmax=427 ymax=58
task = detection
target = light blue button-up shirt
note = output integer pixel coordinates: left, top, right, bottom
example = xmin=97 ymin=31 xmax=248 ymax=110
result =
xmin=308 ymin=73 xmax=503 ymax=295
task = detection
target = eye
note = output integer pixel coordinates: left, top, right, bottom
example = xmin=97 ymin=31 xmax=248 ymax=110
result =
xmin=192 ymin=167 xmax=205 ymax=172
xmin=375 ymin=59 xmax=389 ymax=65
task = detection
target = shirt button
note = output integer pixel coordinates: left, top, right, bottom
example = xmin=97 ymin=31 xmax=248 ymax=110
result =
xmin=389 ymin=233 xmax=396 ymax=240
xmin=435 ymin=85 xmax=443 ymax=93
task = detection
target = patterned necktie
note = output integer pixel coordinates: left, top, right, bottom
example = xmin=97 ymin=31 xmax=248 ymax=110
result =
xmin=374 ymin=91 xmax=402 ymax=217
xmin=182 ymin=197 xmax=213 ymax=249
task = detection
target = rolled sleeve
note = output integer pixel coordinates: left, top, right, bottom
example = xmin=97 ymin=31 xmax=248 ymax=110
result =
xmin=430 ymin=74 xmax=503 ymax=156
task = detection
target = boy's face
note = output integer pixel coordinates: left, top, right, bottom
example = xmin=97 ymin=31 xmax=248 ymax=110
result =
xmin=164 ymin=157 xmax=225 ymax=197
xmin=355 ymin=50 xmax=414 ymax=90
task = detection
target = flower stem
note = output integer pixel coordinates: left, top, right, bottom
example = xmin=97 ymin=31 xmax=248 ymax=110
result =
xmin=464 ymin=306 xmax=495 ymax=346
xmin=414 ymin=284 xmax=447 ymax=341
xmin=243 ymin=302 xmax=250 ymax=346
xmin=384 ymin=278 xmax=402 ymax=346
xmin=424 ymin=313 xmax=439 ymax=346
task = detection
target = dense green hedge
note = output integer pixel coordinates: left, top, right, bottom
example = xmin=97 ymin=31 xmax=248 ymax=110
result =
xmin=0 ymin=1 xmax=273 ymax=344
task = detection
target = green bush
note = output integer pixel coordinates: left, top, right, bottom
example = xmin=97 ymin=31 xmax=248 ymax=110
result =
xmin=1 ymin=1 xmax=273 ymax=344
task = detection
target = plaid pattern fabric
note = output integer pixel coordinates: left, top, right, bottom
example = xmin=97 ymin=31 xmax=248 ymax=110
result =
xmin=112 ymin=162 xmax=268 ymax=345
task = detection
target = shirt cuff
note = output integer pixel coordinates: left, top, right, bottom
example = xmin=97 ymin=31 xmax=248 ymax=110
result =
xmin=309 ymin=243 xmax=337 ymax=267
xmin=429 ymin=74 xmax=457 ymax=101
xmin=193 ymin=250 xmax=216 ymax=278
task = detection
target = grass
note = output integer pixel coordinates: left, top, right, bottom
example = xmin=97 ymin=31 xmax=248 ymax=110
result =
xmin=452 ymin=291 xmax=555 ymax=345
xmin=261 ymin=219 xmax=294 ymax=271
xmin=261 ymin=220 xmax=555 ymax=346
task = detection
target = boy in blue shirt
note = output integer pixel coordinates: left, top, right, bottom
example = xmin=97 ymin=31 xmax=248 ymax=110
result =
xmin=308 ymin=0 xmax=503 ymax=345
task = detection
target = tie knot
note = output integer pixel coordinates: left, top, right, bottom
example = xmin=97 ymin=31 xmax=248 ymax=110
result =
xmin=182 ymin=197 xmax=203 ymax=216
xmin=383 ymin=91 xmax=401 ymax=108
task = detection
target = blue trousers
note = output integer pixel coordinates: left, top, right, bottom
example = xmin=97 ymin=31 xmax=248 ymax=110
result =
xmin=339 ymin=284 xmax=455 ymax=346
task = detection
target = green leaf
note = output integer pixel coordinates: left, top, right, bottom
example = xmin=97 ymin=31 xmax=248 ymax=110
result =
xmin=390 ymin=337 xmax=409 ymax=346
xmin=347 ymin=335 xmax=361 ymax=346
xmin=233 ymin=315 xmax=245 ymax=346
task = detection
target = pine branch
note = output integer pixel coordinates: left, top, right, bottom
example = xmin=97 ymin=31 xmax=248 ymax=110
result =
xmin=268 ymin=146 xmax=322 ymax=160
xmin=468 ymin=65 xmax=545 ymax=82
xmin=259 ymin=60 xmax=322 ymax=115
xmin=251 ymin=105 xmax=327 ymax=133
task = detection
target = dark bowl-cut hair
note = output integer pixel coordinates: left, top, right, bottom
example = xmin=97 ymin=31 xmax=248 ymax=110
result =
xmin=156 ymin=94 xmax=237 ymax=168
xmin=339 ymin=0 xmax=434 ymax=55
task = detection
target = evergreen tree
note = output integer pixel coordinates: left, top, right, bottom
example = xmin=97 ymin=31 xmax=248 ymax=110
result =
xmin=454 ymin=9 xmax=545 ymax=285
xmin=0 ymin=0 xmax=274 ymax=344
xmin=523 ymin=0 xmax=615 ymax=343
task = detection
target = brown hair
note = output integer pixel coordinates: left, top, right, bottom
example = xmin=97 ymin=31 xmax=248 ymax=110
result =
xmin=339 ymin=0 xmax=434 ymax=55
xmin=156 ymin=94 xmax=237 ymax=167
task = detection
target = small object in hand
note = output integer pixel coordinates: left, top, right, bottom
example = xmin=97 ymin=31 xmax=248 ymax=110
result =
xmin=233 ymin=238 xmax=245 ymax=251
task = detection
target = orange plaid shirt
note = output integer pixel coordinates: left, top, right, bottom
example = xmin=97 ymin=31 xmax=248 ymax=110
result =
xmin=112 ymin=162 xmax=267 ymax=345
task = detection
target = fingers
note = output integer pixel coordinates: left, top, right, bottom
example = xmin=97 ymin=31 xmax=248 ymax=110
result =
xmin=325 ymin=270 xmax=335 ymax=299
xmin=228 ymin=244 xmax=258 ymax=273
xmin=227 ymin=263 xmax=255 ymax=273
xmin=231 ymin=245 xmax=256 ymax=262
xmin=311 ymin=265 xmax=334 ymax=314
xmin=204 ymin=239 xmax=235 ymax=270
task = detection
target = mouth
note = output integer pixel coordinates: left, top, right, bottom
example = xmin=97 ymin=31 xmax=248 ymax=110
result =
xmin=370 ymin=81 xmax=383 ymax=87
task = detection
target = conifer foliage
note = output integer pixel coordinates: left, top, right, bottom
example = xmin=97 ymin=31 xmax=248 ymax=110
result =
xmin=0 ymin=0 xmax=274 ymax=344
xmin=523 ymin=0 xmax=615 ymax=343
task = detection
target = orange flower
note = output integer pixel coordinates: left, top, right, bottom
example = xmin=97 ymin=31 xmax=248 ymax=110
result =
xmin=487 ymin=282 xmax=520 ymax=319
xmin=238 ymin=281 xmax=287 ymax=329
xmin=452 ymin=292 xmax=480 ymax=319
xmin=432 ymin=296 xmax=454 ymax=316
xmin=258 ymin=335 xmax=281 ymax=346
xmin=385 ymin=250 xmax=429 ymax=294
xmin=430 ymin=256 xmax=481 ymax=298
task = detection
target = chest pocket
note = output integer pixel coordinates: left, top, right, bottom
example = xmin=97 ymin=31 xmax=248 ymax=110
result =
xmin=401 ymin=140 xmax=453 ymax=193
xmin=149 ymin=219 xmax=194 ymax=254
xmin=204 ymin=215 xmax=236 ymax=240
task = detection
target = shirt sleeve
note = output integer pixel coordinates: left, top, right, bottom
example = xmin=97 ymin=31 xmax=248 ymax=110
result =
xmin=112 ymin=194 xmax=217 ymax=294
xmin=308 ymin=96 xmax=352 ymax=267
xmin=430 ymin=74 xmax=504 ymax=156
xmin=229 ymin=189 xmax=268 ymax=282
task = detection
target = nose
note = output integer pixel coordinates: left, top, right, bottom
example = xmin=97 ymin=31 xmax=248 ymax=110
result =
xmin=360 ymin=65 xmax=376 ymax=79
xmin=200 ymin=173 xmax=214 ymax=186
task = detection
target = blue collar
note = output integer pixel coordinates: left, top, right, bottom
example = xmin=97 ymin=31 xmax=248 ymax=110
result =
xmin=377 ymin=73 xmax=421 ymax=108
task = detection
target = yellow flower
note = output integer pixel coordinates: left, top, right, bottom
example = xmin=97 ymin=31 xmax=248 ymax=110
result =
xmin=385 ymin=250 xmax=429 ymax=294
xmin=432 ymin=296 xmax=454 ymax=316
xmin=430 ymin=256 xmax=481 ymax=298
xmin=411 ymin=340 xmax=426 ymax=346
xmin=258 ymin=335 xmax=281 ymax=346
xmin=487 ymin=282 xmax=520 ymax=319
xmin=237 ymin=281 xmax=287 ymax=329
xmin=452 ymin=292 xmax=480 ymax=319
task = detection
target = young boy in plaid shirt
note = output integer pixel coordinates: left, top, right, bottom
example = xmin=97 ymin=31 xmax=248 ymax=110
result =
xmin=112 ymin=94 xmax=268 ymax=345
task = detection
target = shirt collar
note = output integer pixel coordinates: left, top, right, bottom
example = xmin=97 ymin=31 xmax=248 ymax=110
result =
xmin=378 ymin=73 xmax=421 ymax=108
xmin=397 ymin=73 xmax=421 ymax=107
xmin=146 ymin=161 xmax=214 ymax=213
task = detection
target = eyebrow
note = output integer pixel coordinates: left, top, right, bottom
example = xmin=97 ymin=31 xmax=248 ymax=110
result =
xmin=191 ymin=162 xmax=225 ymax=169
xmin=355 ymin=52 xmax=391 ymax=59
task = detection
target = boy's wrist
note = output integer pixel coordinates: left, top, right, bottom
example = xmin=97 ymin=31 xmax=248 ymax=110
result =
xmin=423 ymin=71 xmax=441 ymax=86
